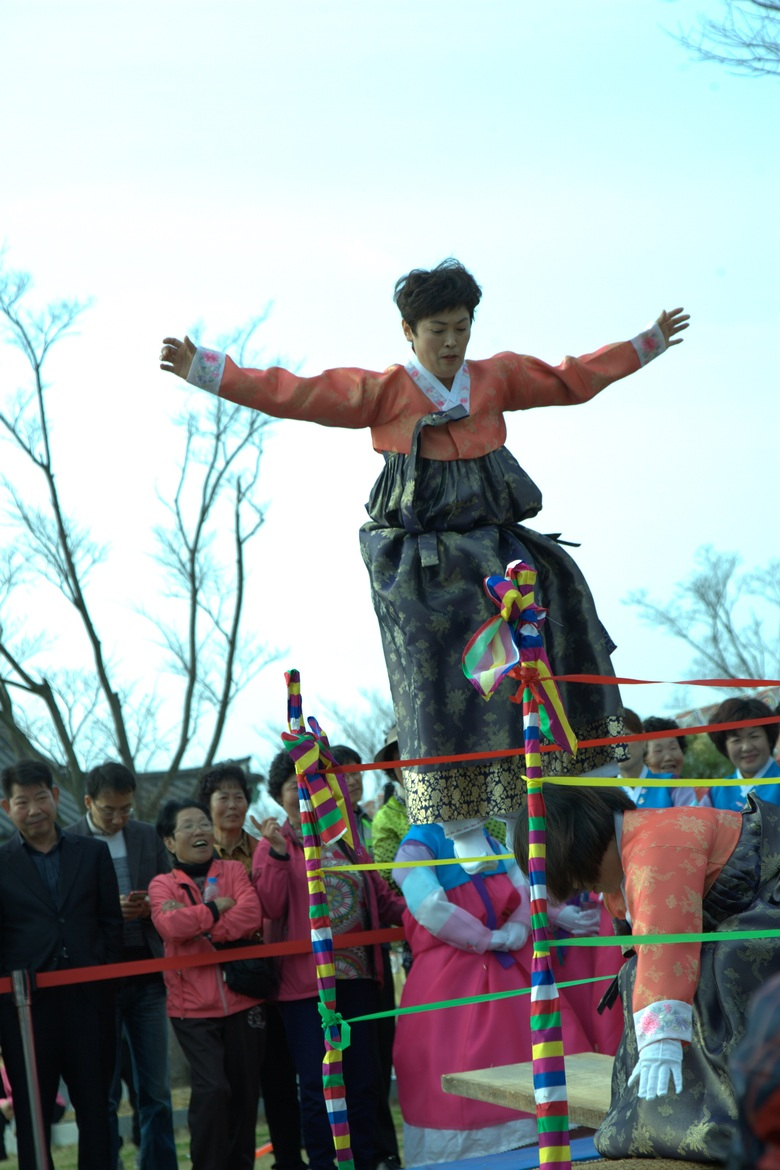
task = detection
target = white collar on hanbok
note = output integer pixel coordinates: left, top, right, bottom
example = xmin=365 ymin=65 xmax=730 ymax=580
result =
xmin=737 ymin=753 xmax=774 ymax=800
xmin=405 ymin=352 xmax=470 ymax=414
xmin=736 ymin=755 xmax=774 ymax=783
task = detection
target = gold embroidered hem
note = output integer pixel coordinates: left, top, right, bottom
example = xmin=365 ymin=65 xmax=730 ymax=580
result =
xmin=403 ymin=758 xmax=527 ymax=825
xmin=542 ymin=714 xmax=628 ymax=777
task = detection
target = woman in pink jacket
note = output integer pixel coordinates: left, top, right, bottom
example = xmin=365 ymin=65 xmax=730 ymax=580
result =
xmin=149 ymin=799 xmax=265 ymax=1170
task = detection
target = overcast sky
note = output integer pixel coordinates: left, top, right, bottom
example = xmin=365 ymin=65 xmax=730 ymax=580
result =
xmin=1 ymin=0 xmax=778 ymax=794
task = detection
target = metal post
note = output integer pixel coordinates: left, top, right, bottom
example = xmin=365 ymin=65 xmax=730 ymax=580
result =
xmin=11 ymin=969 xmax=48 ymax=1170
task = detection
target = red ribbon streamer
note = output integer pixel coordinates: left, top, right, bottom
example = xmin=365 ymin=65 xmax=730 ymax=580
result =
xmin=0 ymin=927 xmax=406 ymax=996
xmin=334 ymin=715 xmax=780 ymax=774
xmin=552 ymin=674 xmax=780 ymax=688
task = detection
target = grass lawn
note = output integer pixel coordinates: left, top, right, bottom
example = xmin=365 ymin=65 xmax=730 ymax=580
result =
xmin=1 ymin=1098 xmax=406 ymax=1168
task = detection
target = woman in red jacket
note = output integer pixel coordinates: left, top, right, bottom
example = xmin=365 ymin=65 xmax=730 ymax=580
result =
xmin=149 ymin=799 xmax=265 ymax=1170
xmin=253 ymin=751 xmax=404 ymax=1170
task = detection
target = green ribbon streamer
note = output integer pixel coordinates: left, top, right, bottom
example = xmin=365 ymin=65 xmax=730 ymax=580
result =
xmin=342 ymin=927 xmax=780 ymax=1024
xmin=346 ymin=974 xmax=613 ymax=1023
xmin=549 ymin=927 xmax=780 ymax=947
xmin=317 ymin=1000 xmax=352 ymax=1050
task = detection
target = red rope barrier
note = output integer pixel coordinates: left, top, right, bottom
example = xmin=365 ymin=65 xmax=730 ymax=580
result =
xmin=0 ymin=927 xmax=406 ymax=996
xmin=338 ymin=715 xmax=780 ymax=772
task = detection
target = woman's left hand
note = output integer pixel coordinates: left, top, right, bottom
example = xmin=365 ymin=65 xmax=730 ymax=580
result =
xmin=160 ymin=899 xmax=186 ymax=911
xmin=655 ymin=307 xmax=690 ymax=346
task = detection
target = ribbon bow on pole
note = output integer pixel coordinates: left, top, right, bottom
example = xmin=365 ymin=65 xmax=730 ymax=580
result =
xmin=462 ymin=559 xmax=577 ymax=758
xmin=282 ymin=669 xmax=362 ymax=1170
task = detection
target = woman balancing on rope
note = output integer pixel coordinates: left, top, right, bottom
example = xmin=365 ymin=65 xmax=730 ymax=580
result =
xmin=514 ymin=784 xmax=780 ymax=1164
xmin=160 ymin=260 xmax=689 ymax=871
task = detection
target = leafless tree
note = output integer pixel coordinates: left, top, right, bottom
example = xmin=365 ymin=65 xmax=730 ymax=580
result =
xmin=321 ymin=687 xmax=396 ymax=764
xmin=626 ymin=545 xmax=780 ymax=682
xmin=0 ymin=261 xmax=277 ymax=816
xmin=144 ymin=321 xmax=277 ymax=811
xmin=673 ymin=0 xmax=780 ymax=76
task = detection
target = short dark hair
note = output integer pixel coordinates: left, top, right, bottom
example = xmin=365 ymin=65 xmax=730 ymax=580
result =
xmin=513 ymin=784 xmax=635 ymax=903
xmin=643 ymin=716 xmax=687 ymax=756
xmin=708 ymin=698 xmax=779 ymax=758
xmin=394 ymin=258 xmax=482 ymax=332
xmin=197 ymin=762 xmax=250 ymax=806
xmin=330 ymin=745 xmax=362 ymax=769
xmin=619 ymin=707 xmax=644 ymax=736
xmin=267 ymin=750 xmax=296 ymax=804
xmin=86 ymin=762 xmax=136 ymax=799
xmin=156 ymin=799 xmax=211 ymax=841
xmin=1 ymin=759 xmax=54 ymax=801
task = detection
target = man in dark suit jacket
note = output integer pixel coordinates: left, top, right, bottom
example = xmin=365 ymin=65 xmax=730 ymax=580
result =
xmin=0 ymin=758 xmax=123 ymax=1170
xmin=70 ymin=762 xmax=177 ymax=1170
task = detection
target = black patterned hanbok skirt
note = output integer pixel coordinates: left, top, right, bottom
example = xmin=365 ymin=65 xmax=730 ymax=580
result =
xmin=359 ymin=410 xmax=625 ymax=825
xmin=595 ymin=797 xmax=780 ymax=1164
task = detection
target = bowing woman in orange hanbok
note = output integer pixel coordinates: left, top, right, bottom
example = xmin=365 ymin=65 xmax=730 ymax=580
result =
xmin=515 ymin=785 xmax=780 ymax=1164
xmin=160 ymin=260 xmax=689 ymax=871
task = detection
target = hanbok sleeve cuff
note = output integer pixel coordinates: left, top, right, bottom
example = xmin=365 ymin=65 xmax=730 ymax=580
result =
xmin=186 ymin=347 xmax=227 ymax=395
xmin=630 ymin=322 xmax=667 ymax=367
xmin=634 ymin=999 xmax=693 ymax=1050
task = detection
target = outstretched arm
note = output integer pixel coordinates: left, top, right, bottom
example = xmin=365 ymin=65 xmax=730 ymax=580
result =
xmin=499 ymin=305 xmax=691 ymax=413
xmin=158 ymin=334 xmax=383 ymax=429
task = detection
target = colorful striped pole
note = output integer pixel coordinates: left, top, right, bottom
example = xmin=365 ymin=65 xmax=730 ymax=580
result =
xmin=525 ymin=689 xmax=572 ymax=1170
xmin=283 ymin=670 xmax=359 ymax=1170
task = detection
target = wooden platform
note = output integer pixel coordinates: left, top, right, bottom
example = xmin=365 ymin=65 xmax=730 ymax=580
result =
xmin=442 ymin=1051 xmax=614 ymax=1130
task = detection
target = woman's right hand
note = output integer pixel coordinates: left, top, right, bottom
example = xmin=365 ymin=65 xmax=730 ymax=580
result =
xmin=254 ymin=815 xmax=288 ymax=855
xmin=160 ymin=335 xmax=196 ymax=379
xmin=554 ymin=904 xmax=601 ymax=936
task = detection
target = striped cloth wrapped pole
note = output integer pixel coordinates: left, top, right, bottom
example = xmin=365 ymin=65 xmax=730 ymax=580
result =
xmin=462 ymin=562 xmax=575 ymax=1169
xmin=282 ymin=669 xmax=363 ymax=1170
xmin=525 ymin=693 xmax=572 ymax=1170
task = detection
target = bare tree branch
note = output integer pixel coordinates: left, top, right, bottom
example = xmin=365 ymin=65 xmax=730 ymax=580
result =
xmin=672 ymin=0 xmax=780 ymax=76
xmin=625 ymin=546 xmax=780 ymax=683
xmin=0 ymin=263 xmax=134 ymax=775
xmin=1 ymin=266 xmax=281 ymax=812
xmin=320 ymin=689 xmax=397 ymax=767
xmin=147 ymin=316 xmax=278 ymax=780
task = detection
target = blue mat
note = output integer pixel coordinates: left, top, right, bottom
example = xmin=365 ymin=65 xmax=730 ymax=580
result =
xmin=411 ymin=1134 xmax=600 ymax=1168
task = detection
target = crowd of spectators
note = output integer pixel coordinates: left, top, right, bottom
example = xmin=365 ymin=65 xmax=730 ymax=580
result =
xmin=0 ymin=692 xmax=778 ymax=1169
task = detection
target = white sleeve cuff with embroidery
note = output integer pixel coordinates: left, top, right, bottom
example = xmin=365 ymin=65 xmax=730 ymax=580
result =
xmin=186 ymin=347 xmax=227 ymax=396
xmin=634 ymin=999 xmax=693 ymax=1050
xmin=630 ymin=322 xmax=667 ymax=368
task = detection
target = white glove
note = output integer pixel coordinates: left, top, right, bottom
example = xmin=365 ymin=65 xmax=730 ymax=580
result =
xmin=554 ymin=905 xmax=601 ymax=936
xmin=487 ymin=922 xmax=528 ymax=952
xmin=628 ymin=1039 xmax=683 ymax=1099
xmin=500 ymin=920 xmax=529 ymax=951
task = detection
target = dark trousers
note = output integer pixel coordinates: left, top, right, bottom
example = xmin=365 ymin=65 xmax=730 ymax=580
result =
xmin=0 ymin=984 xmax=115 ymax=1170
xmin=259 ymin=1003 xmax=307 ymax=1170
xmin=375 ymin=949 xmax=400 ymax=1165
xmin=281 ymin=980 xmax=381 ymax=1170
xmin=110 ymin=976 xmax=177 ymax=1170
xmin=172 ymin=1005 xmax=264 ymax=1170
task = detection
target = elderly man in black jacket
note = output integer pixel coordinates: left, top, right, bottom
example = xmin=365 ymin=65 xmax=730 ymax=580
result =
xmin=70 ymin=761 xmax=177 ymax=1170
xmin=0 ymin=758 xmax=122 ymax=1170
